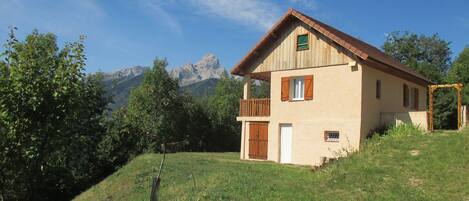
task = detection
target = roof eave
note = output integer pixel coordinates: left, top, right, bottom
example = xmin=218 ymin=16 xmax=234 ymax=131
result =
xmin=230 ymin=9 xmax=295 ymax=76
xmin=364 ymin=58 xmax=434 ymax=86
xmin=231 ymin=8 xmax=433 ymax=86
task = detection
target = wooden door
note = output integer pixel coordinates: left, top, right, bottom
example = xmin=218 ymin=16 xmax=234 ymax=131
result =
xmin=249 ymin=124 xmax=259 ymax=158
xmin=248 ymin=122 xmax=268 ymax=160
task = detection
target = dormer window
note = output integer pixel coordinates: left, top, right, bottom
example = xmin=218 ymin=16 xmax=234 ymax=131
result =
xmin=297 ymin=34 xmax=309 ymax=51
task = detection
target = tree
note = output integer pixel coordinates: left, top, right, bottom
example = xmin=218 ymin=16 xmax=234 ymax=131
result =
xmin=126 ymin=58 xmax=185 ymax=152
xmin=252 ymin=80 xmax=270 ymax=98
xmin=98 ymin=108 xmax=141 ymax=172
xmin=206 ymin=73 xmax=243 ymax=151
xmin=433 ymin=90 xmax=458 ymax=129
xmin=0 ymin=29 xmax=109 ymax=200
xmin=448 ymin=47 xmax=469 ymax=104
xmin=432 ymin=47 xmax=469 ymax=129
xmin=383 ymin=31 xmax=452 ymax=83
xmin=383 ymin=31 xmax=455 ymax=129
xmin=180 ymin=95 xmax=215 ymax=151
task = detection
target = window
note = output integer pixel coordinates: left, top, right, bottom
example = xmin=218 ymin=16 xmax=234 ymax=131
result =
xmin=291 ymin=77 xmax=304 ymax=100
xmin=403 ymin=84 xmax=409 ymax=107
xmin=412 ymin=88 xmax=419 ymax=110
xmin=297 ymin=34 xmax=309 ymax=51
xmin=324 ymin=131 xmax=340 ymax=142
xmin=376 ymin=80 xmax=381 ymax=99
xmin=281 ymin=75 xmax=313 ymax=102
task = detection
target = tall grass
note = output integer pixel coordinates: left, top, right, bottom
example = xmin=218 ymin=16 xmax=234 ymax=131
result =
xmin=370 ymin=123 xmax=425 ymax=142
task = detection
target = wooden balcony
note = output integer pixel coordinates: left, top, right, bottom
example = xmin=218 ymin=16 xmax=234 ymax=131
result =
xmin=239 ymin=98 xmax=270 ymax=117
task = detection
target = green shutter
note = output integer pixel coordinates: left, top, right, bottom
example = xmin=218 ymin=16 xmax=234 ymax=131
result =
xmin=297 ymin=34 xmax=309 ymax=51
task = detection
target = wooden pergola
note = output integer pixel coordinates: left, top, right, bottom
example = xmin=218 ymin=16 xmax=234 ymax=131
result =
xmin=428 ymin=83 xmax=463 ymax=132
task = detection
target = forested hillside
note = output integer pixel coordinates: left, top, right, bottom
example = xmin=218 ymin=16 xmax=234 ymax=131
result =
xmin=0 ymin=29 xmax=250 ymax=200
xmin=180 ymin=78 xmax=219 ymax=97
xmin=101 ymin=54 xmax=226 ymax=110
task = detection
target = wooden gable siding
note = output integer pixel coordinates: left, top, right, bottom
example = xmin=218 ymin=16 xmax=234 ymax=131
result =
xmin=248 ymin=20 xmax=355 ymax=74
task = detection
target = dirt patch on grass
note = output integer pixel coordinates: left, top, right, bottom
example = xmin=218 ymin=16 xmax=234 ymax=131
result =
xmin=409 ymin=177 xmax=424 ymax=187
xmin=410 ymin=150 xmax=420 ymax=156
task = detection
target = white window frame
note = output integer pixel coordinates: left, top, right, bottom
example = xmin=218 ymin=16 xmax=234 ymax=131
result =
xmin=290 ymin=77 xmax=304 ymax=101
xmin=325 ymin=131 xmax=340 ymax=142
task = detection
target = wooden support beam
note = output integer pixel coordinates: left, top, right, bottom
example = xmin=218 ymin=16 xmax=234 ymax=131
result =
xmin=428 ymin=83 xmax=464 ymax=132
xmin=243 ymin=75 xmax=252 ymax=100
xmin=458 ymin=88 xmax=462 ymax=129
xmin=428 ymin=86 xmax=434 ymax=131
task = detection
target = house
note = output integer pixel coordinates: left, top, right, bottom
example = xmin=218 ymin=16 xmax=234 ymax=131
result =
xmin=231 ymin=8 xmax=432 ymax=166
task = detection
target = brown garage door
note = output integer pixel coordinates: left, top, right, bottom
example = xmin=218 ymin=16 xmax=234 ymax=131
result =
xmin=249 ymin=122 xmax=268 ymax=160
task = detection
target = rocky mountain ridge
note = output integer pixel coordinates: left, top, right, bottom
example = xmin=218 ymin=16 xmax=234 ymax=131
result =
xmin=100 ymin=54 xmax=226 ymax=109
xmin=169 ymin=53 xmax=226 ymax=86
xmin=101 ymin=66 xmax=147 ymax=82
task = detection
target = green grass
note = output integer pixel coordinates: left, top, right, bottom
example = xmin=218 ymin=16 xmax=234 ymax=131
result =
xmin=74 ymin=126 xmax=469 ymax=201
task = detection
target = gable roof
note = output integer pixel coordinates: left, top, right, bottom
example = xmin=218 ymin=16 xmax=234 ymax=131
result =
xmin=231 ymin=8 xmax=432 ymax=86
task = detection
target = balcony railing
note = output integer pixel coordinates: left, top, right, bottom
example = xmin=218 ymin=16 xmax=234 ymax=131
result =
xmin=239 ymin=98 xmax=270 ymax=117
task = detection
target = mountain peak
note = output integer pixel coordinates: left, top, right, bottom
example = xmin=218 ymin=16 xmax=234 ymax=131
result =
xmin=170 ymin=53 xmax=225 ymax=86
xmin=102 ymin=66 xmax=147 ymax=81
xmin=196 ymin=53 xmax=220 ymax=69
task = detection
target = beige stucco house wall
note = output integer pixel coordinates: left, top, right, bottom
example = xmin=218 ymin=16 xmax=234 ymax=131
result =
xmin=234 ymin=9 xmax=431 ymax=166
xmin=360 ymin=65 xmax=428 ymax=139
xmin=266 ymin=64 xmax=363 ymax=165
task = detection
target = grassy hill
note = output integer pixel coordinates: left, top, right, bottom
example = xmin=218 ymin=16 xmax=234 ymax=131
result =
xmin=74 ymin=127 xmax=469 ymax=201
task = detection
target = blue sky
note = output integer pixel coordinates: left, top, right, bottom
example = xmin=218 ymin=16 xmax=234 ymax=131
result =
xmin=1 ymin=0 xmax=468 ymax=73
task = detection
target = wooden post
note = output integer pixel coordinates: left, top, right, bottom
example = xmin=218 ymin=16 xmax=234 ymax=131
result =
xmin=457 ymin=85 xmax=462 ymax=129
xmin=428 ymin=86 xmax=434 ymax=132
xmin=150 ymin=145 xmax=166 ymax=201
xmin=150 ymin=178 xmax=160 ymax=201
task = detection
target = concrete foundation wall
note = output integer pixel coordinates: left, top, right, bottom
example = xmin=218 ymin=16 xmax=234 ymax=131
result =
xmin=380 ymin=111 xmax=428 ymax=131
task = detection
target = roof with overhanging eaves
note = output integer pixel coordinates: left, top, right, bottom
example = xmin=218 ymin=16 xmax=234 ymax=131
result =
xmin=231 ymin=8 xmax=432 ymax=86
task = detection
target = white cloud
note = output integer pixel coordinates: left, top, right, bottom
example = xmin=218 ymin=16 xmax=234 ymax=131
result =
xmin=0 ymin=0 xmax=106 ymax=37
xmin=189 ymin=0 xmax=282 ymax=31
xmin=135 ymin=0 xmax=323 ymax=33
xmin=137 ymin=0 xmax=183 ymax=36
